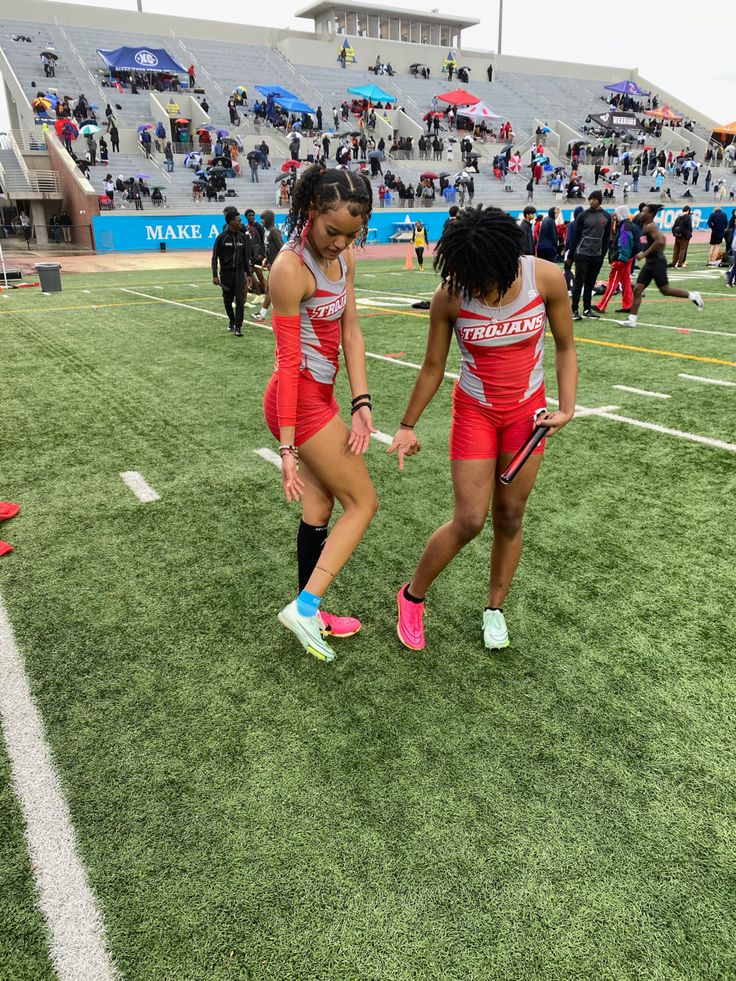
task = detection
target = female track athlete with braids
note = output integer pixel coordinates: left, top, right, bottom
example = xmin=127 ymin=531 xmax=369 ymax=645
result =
xmin=388 ymin=206 xmax=578 ymax=652
xmin=264 ymin=165 xmax=378 ymax=663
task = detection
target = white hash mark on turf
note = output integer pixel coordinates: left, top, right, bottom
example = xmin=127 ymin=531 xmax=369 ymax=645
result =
xmin=0 ymin=596 xmax=119 ymax=981
xmin=598 ymin=316 xmax=736 ymax=339
xmin=679 ymin=373 xmax=736 ymax=388
xmin=120 ymin=471 xmax=160 ymax=503
xmin=125 ymin=290 xmax=736 ymax=454
xmin=255 ymin=448 xmax=282 ymax=469
xmin=613 ymin=385 xmax=671 ymax=399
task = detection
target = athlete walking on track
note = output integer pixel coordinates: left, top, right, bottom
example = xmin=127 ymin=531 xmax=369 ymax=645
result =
xmin=388 ymin=206 xmax=578 ymax=651
xmin=264 ymin=166 xmax=378 ymax=663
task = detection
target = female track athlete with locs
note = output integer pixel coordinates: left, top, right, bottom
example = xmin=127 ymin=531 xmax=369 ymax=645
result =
xmin=388 ymin=206 xmax=578 ymax=651
xmin=264 ymin=166 xmax=378 ymax=663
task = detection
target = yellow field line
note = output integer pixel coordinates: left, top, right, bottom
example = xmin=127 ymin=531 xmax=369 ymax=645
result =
xmin=560 ymin=333 xmax=736 ymax=368
xmin=0 ymin=296 xmax=221 ymax=316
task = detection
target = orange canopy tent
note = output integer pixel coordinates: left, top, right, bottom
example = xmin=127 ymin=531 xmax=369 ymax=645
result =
xmin=436 ymin=88 xmax=480 ymax=106
xmin=644 ymin=104 xmax=683 ymax=122
xmin=712 ymin=121 xmax=736 ymax=135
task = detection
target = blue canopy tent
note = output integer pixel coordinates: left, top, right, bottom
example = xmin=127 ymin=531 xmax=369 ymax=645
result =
xmin=274 ymin=96 xmax=316 ymax=114
xmin=604 ymin=80 xmax=651 ymax=97
xmin=97 ymin=47 xmax=186 ymax=73
xmin=254 ymin=84 xmax=297 ymax=100
xmin=347 ymin=83 xmax=397 ymax=103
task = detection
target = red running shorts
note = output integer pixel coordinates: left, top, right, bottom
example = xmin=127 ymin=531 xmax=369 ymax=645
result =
xmin=450 ymin=383 xmax=547 ymax=461
xmin=263 ymin=373 xmax=339 ymax=446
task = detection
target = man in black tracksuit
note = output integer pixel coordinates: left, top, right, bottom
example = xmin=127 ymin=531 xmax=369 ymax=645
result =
xmin=567 ymin=189 xmax=612 ymax=319
xmin=211 ymin=206 xmax=252 ymax=336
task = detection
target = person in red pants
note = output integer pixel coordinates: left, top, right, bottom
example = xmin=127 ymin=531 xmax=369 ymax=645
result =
xmin=594 ymin=206 xmax=638 ymax=315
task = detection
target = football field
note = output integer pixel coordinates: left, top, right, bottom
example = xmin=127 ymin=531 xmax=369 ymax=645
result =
xmin=1 ymin=248 xmax=735 ymax=980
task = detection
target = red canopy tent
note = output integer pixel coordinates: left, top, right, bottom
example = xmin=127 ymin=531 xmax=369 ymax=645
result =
xmin=436 ymin=88 xmax=480 ymax=106
xmin=644 ymin=104 xmax=683 ymax=122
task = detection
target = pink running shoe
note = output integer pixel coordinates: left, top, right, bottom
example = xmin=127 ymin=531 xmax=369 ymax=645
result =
xmin=317 ymin=611 xmax=362 ymax=638
xmin=396 ymin=583 xmax=425 ymax=651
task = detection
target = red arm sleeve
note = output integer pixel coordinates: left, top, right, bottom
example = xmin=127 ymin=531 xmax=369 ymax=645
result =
xmin=272 ymin=314 xmax=302 ymax=428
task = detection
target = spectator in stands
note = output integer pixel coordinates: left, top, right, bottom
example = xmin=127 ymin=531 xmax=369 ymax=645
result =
xmin=99 ymin=137 xmax=108 ymax=165
xmin=86 ymin=135 xmax=97 ymax=166
xmin=109 ymin=124 xmax=120 ymax=154
xmin=567 ymin=190 xmax=612 ymax=320
xmin=164 ymin=141 xmax=174 ymax=173
xmin=48 ymin=213 xmax=61 ymax=243
xmin=332 ymin=106 xmax=339 ymax=130
xmin=104 ymin=103 xmax=114 ymax=130
xmin=188 ymin=64 xmax=196 ymax=88
xmin=59 ymin=209 xmax=72 ymax=243
xmin=278 ymin=181 xmax=290 ymax=207
xmin=140 ymin=129 xmax=152 ymax=159
xmin=103 ymin=174 xmax=115 ymax=203
xmin=526 ymin=178 xmax=534 ymax=203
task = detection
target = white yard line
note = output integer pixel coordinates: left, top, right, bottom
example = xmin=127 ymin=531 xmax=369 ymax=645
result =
xmin=0 ymin=596 xmax=118 ymax=981
xmin=599 ymin=316 xmax=736 ymax=339
xmin=679 ymin=373 xmax=736 ymax=388
xmin=125 ymin=290 xmax=736 ymax=455
xmin=119 ymin=471 xmax=160 ymax=503
xmin=613 ymin=385 xmax=671 ymax=399
xmin=255 ymin=448 xmax=282 ymax=469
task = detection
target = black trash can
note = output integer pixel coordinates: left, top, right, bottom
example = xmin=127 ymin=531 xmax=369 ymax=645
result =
xmin=35 ymin=263 xmax=62 ymax=292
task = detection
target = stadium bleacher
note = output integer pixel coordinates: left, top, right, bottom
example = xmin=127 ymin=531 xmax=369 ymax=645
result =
xmin=0 ymin=1 xmax=731 ymax=249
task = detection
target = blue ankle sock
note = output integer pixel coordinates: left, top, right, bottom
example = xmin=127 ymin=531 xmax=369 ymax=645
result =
xmin=296 ymin=589 xmax=322 ymax=618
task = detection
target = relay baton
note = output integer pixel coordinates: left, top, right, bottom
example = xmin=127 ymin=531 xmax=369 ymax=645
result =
xmin=499 ymin=408 xmax=549 ymax=485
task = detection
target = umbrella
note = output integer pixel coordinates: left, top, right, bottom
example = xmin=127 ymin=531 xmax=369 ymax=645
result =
xmin=41 ymin=50 xmax=58 ymax=60
xmin=80 ymin=124 xmax=100 ymax=136
xmin=439 ymin=171 xmax=451 ymax=178
xmin=88 ymin=104 xmax=99 ymax=110
xmin=183 ymin=152 xmax=201 ymax=166
xmin=436 ymin=88 xmax=480 ymax=107
xmin=79 ymin=118 xmax=98 ymax=128
xmin=32 ymin=97 xmax=52 ymax=110
xmin=420 ymin=171 xmax=439 ymax=180
xmin=137 ymin=123 xmax=154 ymax=132
xmin=423 ymin=111 xmax=444 ymax=120
xmin=209 ymin=165 xmax=226 ymax=173
xmin=216 ymin=129 xmax=229 ymax=138
xmin=54 ymin=119 xmax=78 ymax=139
xmin=175 ymin=117 xmax=190 ymax=124
xmin=135 ymin=173 xmax=151 ymax=180
xmin=454 ymin=173 xmax=472 ymax=184
xmin=458 ymin=66 xmax=472 ymax=72
xmin=197 ymin=125 xmax=216 ymax=134
xmin=508 ymin=157 xmax=522 ymax=173
xmin=367 ymin=149 xmax=383 ymax=159
xmin=236 ymin=86 xmax=248 ymax=94
xmin=281 ymin=160 xmax=301 ymax=171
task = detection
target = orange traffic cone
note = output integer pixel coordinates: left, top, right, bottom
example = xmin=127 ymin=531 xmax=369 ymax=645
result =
xmin=404 ymin=247 xmax=413 ymax=270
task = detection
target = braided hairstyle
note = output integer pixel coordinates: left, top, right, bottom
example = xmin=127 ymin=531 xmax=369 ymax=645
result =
xmin=434 ymin=205 xmax=525 ymax=299
xmin=285 ymin=165 xmax=373 ymax=246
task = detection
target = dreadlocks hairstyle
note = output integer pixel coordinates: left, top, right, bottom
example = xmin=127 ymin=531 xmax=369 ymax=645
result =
xmin=433 ymin=205 xmax=525 ymax=299
xmin=285 ymin=165 xmax=373 ymax=248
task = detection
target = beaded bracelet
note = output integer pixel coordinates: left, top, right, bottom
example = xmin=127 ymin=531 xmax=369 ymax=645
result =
xmin=278 ymin=444 xmax=298 ymax=458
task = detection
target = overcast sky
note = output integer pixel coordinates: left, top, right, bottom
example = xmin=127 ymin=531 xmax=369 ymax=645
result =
xmin=2 ymin=0 xmax=732 ymax=125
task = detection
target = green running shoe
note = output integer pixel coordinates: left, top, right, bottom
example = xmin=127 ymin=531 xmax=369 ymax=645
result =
xmin=483 ymin=609 xmax=510 ymax=650
xmin=278 ymin=600 xmax=336 ymax=662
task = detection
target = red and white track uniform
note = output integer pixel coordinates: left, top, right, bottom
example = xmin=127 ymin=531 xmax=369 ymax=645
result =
xmin=264 ymin=242 xmax=347 ymax=445
xmin=450 ymin=255 xmax=548 ymax=460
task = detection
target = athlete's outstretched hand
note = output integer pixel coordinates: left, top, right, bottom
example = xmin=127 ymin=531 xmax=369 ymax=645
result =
xmin=536 ymin=409 xmax=573 ymax=437
xmin=348 ymin=405 xmax=376 ymax=455
xmin=281 ymin=453 xmax=305 ymax=502
xmin=387 ymin=427 xmax=421 ymax=470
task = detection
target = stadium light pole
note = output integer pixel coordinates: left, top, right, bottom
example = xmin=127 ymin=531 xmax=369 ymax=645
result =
xmin=497 ymin=0 xmax=503 ymax=54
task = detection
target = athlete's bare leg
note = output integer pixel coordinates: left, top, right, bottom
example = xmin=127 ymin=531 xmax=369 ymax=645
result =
xmin=298 ymin=413 xmax=378 ymax=597
xmin=628 ymin=282 xmax=646 ymax=316
xmin=658 ymin=284 xmax=689 ymax=299
xmin=299 ymin=460 xmax=334 ymax=527
xmin=488 ymin=451 xmax=543 ymax=608
xmin=409 ymin=458 xmax=494 ymax=597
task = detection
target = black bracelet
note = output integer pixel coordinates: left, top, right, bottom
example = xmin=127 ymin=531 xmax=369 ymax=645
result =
xmin=351 ymin=401 xmax=372 ymax=415
xmin=399 ymin=422 xmax=415 ymax=429
xmin=351 ymin=393 xmax=371 ymax=405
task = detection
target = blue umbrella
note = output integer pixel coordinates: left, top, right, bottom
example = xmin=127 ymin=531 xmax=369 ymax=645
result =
xmin=137 ymin=123 xmax=154 ymax=132
xmin=274 ymin=96 xmax=316 ymax=115
xmin=216 ymin=128 xmax=229 ymax=138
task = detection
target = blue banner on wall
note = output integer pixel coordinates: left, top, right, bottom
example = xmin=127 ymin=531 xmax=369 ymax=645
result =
xmin=93 ymin=204 xmax=726 ymax=252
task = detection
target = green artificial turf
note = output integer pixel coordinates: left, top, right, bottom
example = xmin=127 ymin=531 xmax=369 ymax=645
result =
xmin=0 ymin=247 xmax=735 ymax=980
